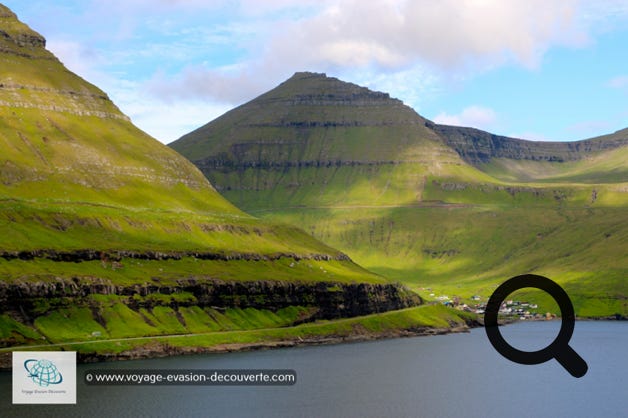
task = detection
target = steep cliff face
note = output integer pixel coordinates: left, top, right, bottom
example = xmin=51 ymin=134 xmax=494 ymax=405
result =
xmin=0 ymin=277 xmax=421 ymax=322
xmin=431 ymin=123 xmax=628 ymax=164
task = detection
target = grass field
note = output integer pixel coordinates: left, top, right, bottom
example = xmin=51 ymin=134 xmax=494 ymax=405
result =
xmin=186 ymin=151 xmax=627 ymax=318
xmin=2 ymin=304 xmax=475 ymax=356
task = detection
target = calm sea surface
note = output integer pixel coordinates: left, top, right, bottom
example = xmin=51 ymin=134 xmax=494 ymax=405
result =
xmin=1 ymin=321 xmax=626 ymax=418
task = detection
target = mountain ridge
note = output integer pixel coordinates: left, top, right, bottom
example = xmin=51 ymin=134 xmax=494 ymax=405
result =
xmin=432 ymin=122 xmax=628 ymax=163
xmin=172 ymin=71 xmax=627 ymax=186
xmin=171 ymin=71 xmax=449 ymax=166
xmin=172 ymin=71 xmax=627 ymax=318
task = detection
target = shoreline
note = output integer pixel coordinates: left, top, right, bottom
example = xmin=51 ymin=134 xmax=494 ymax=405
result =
xmin=1 ymin=316 xmax=624 ymax=371
xmin=79 ymin=325 xmax=475 ymax=364
xmin=0 ymin=324 xmax=474 ymax=371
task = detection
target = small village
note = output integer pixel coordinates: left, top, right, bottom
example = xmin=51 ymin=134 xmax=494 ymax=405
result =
xmin=425 ymin=289 xmax=556 ymax=320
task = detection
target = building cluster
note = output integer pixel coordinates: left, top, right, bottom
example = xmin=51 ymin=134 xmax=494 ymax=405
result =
xmin=427 ymin=291 xmax=554 ymax=320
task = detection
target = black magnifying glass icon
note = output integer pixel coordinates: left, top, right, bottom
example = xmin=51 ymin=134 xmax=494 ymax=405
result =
xmin=484 ymin=274 xmax=588 ymax=378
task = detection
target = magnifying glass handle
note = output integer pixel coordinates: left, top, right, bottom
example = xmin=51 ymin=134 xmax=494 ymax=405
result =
xmin=555 ymin=345 xmax=588 ymax=378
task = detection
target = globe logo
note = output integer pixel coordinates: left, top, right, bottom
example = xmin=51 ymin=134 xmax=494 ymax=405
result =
xmin=24 ymin=359 xmax=63 ymax=387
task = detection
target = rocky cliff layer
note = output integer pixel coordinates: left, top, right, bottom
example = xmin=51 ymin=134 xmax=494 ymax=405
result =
xmin=0 ymin=249 xmax=350 ymax=262
xmin=0 ymin=4 xmax=46 ymax=52
xmin=170 ymin=72 xmax=454 ymax=165
xmin=431 ymin=123 xmax=628 ymax=164
xmin=0 ymin=277 xmax=421 ymax=322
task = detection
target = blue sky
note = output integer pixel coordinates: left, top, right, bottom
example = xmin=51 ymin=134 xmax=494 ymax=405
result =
xmin=4 ymin=0 xmax=628 ymax=143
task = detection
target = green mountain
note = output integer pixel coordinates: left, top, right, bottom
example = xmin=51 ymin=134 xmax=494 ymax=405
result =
xmin=432 ymin=124 xmax=628 ymax=183
xmin=171 ymin=72 xmax=628 ymax=317
xmin=0 ymin=7 xmax=439 ymax=356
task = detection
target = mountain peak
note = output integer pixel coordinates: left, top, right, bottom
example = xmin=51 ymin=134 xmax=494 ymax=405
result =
xmin=0 ymin=4 xmax=239 ymax=214
xmin=289 ymin=71 xmax=328 ymax=80
xmin=0 ymin=4 xmax=128 ymax=121
xmin=270 ymin=71 xmax=401 ymax=107
xmin=171 ymin=72 xmax=453 ymax=173
xmin=0 ymin=4 xmax=15 ymax=18
xmin=0 ymin=4 xmax=46 ymax=52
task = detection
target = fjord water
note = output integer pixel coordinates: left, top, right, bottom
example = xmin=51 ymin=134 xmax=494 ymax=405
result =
xmin=2 ymin=321 xmax=626 ymax=418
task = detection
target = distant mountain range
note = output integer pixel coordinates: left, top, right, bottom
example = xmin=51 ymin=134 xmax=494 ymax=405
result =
xmin=433 ymin=123 xmax=627 ymax=183
xmin=172 ymin=71 xmax=628 ymax=317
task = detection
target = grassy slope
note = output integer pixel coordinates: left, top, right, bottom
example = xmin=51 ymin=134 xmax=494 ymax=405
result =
xmin=2 ymin=304 xmax=474 ymax=356
xmin=0 ymin=9 xmax=434 ymax=353
xmin=478 ymin=146 xmax=628 ymax=184
xmin=0 ymin=96 xmax=377 ymax=284
xmin=171 ymin=73 xmax=627 ymax=317
xmin=0 ymin=14 xmax=363 ymax=269
xmin=235 ymin=178 xmax=627 ymax=316
xmin=0 ymin=257 xmax=384 ymax=286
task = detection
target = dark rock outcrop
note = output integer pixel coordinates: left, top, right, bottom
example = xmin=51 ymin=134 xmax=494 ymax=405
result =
xmin=431 ymin=122 xmax=628 ymax=164
xmin=0 ymin=249 xmax=350 ymax=262
xmin=0 ymin=277 xmax=422 ymax=321
xmin=0 ymin=4 xmax=48 ymax=54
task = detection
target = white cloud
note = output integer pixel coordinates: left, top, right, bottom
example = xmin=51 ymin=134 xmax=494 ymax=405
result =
xmin=263 ymin=0 xmax=587 ymax=71
xmin=46 ymin=39 xmax=101 ymax=80
xmin=433 ymin=106 xmax=497 ymax=130
xmin=145 ymin=66 xmax=269 ymax=105
xmin=142 ymin=0 xmax=591 ymax=107
xmin=579 ymin=0 xmax=628 ymax=27
xmin=347 ymin=66 xmax=442 ymax=109
xmin=21 ymin=0 xmax=627 ymax=142
xmin=607 ymin=75 xmax=628 ymax=89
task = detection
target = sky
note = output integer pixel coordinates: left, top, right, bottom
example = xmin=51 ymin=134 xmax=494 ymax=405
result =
xmin=3 ymin=0 xmax=628 ymax=144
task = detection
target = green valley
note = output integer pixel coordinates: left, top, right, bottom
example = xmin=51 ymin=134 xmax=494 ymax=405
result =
xmin=171 ymin=72 xmax=628 ymax=317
